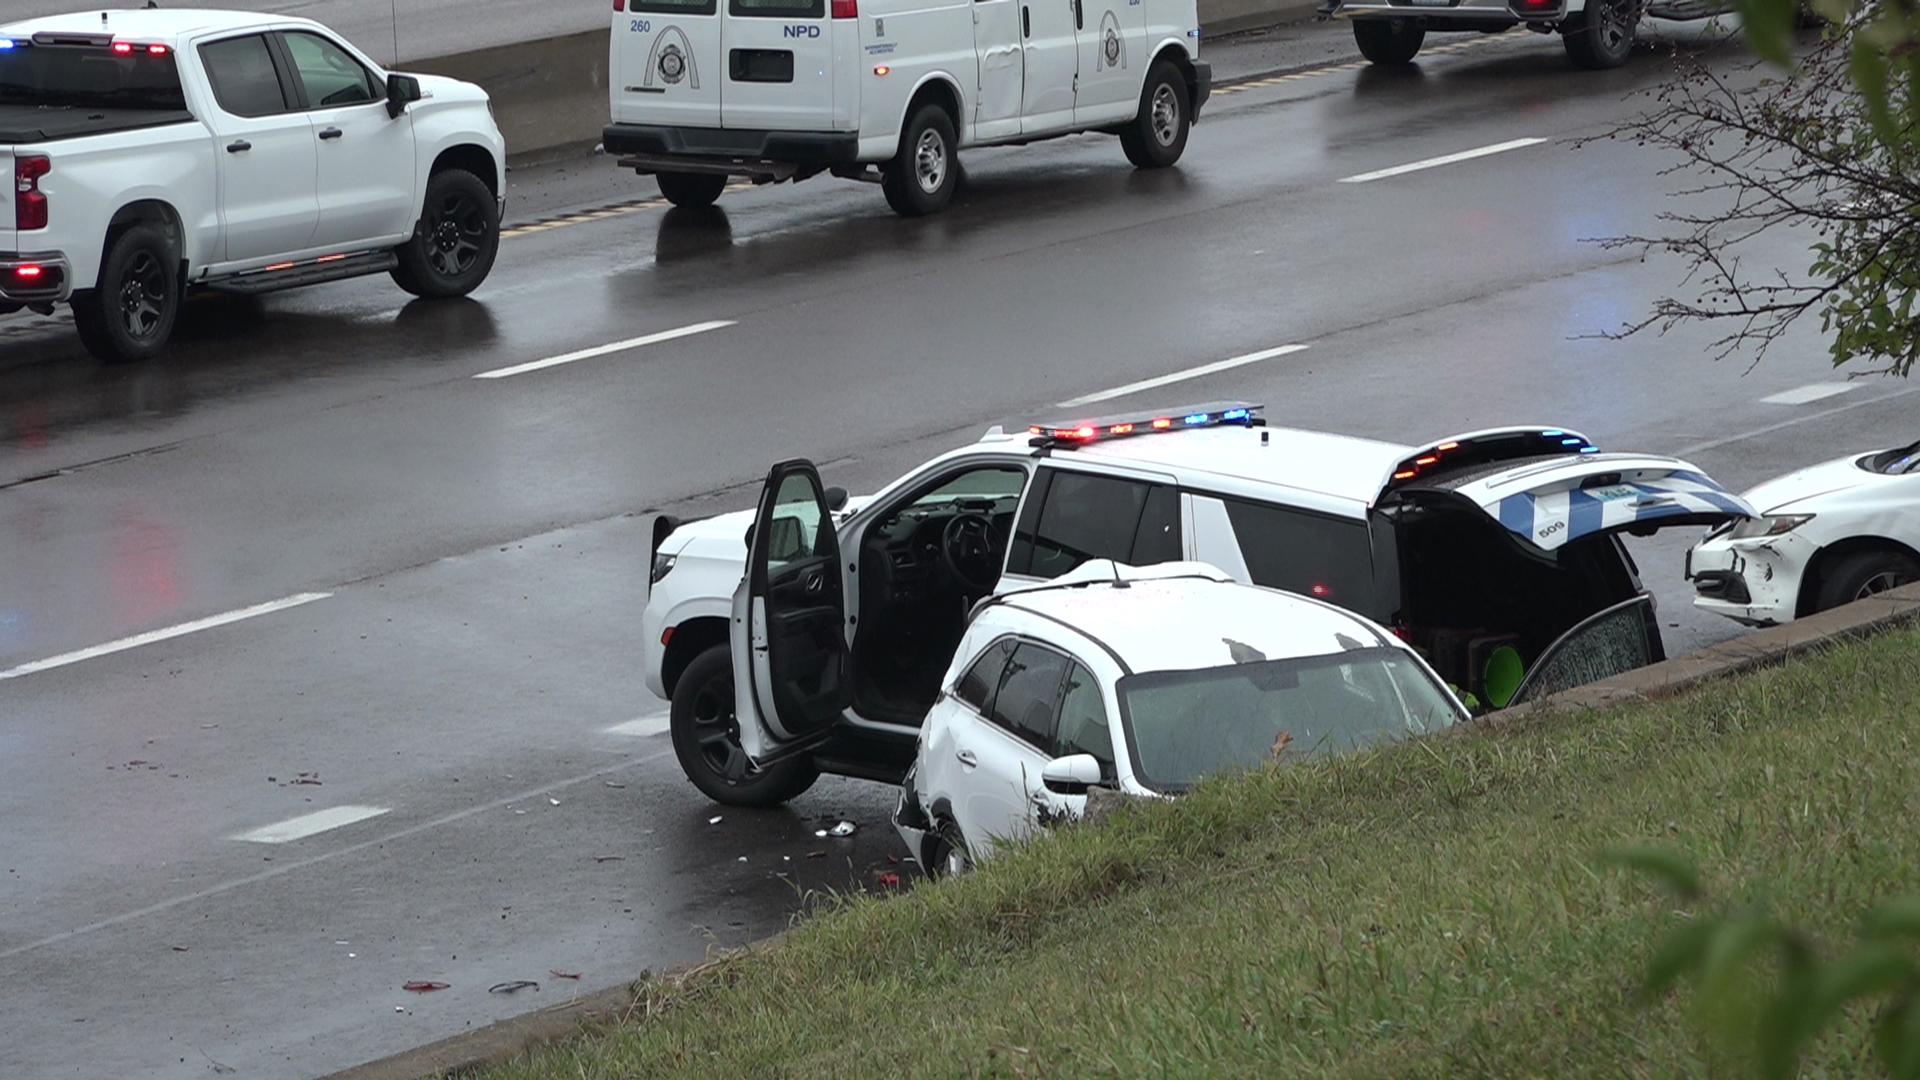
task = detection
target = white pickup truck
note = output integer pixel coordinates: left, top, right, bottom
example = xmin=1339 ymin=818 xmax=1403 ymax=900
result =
xmin=1 ymin=8 xmax=506 ymax=362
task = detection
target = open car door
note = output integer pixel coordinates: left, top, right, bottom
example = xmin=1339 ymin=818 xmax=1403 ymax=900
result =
xmin=1401 ymin=453 xmax=1756 ymax=552
xmin=1508 ymin=595 xmax=1660 ymax=706
xmin=730 ymin=460 xmax=853 ymax=764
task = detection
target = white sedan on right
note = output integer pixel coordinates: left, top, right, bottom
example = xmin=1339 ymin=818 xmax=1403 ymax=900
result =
xmin=1689 ymin=437 xmax=1920 ymax=626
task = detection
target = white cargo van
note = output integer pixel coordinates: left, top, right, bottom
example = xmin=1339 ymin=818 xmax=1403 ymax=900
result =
xmin=604 ymin=0 xmax=1210 ymax=215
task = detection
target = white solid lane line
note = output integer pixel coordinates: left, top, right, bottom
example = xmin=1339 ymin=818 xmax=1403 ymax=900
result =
xmin=605 ymin=714 xmax=671 ymax=737
xmin=231 ymin=806 xmax=391 ymax=844
xmin=471 ymin=320 xmax=736 ymax=380
xmin=1055 ymin=344 xmax=1309 ymax=410
xmin=0 ymin=592 xmax=332 ymax=681
xmin=1761 ymin=382 xmax=1858 ymax=405
xmin=1339 ymin=137 xmax=1549 ymax=184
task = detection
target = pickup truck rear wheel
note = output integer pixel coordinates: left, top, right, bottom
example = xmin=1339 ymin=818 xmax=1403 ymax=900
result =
xmin=392 ymin=168 xmax=499 ymax=299
xmin=1562 ymin=0 xmax=1637 ymax=68
xmin=882 ymin=104 xmax=959 ymax=217
xmin=71 ymin=222 xmax=179 ymax=363
xmin=1353 ymin=18 xmax=1425 ymax=64
xmin=669 ymin=644 xmax=820 ymax=807
xmin=1119 ymin=60 xmax=1191 ymax=169
xmin=656 ymin=172 xmax=727 ymax=208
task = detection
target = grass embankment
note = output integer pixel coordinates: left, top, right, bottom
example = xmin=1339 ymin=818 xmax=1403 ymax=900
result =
xmin=479 ymin=626 xmax=1920 ymax=1079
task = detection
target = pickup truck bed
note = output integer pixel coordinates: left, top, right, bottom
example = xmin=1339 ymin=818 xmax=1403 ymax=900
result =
xmin=0 ymin=104 xmax=197 ymax=144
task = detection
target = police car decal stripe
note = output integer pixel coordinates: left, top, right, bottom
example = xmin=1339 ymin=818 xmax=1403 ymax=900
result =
xmin=1493 ymin=473 xmax=1748 ymax=550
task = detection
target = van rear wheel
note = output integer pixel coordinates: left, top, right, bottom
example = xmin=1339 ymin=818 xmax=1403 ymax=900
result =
xmin=656 ymin=172 xmax=727 ymax=209
xmin=882 ymin=103 xmax=958 ymax=217
xmin=1353 ymin=18 xmax=1425 ymax=64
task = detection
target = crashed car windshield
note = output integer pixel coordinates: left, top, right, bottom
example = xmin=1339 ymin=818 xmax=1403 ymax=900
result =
xmin=1117 ymin=646 xmax=1462 ymax=792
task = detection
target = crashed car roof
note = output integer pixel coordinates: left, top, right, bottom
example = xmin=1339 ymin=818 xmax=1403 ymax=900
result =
xmin=987 ymin=561 xmax=1404 ymax=675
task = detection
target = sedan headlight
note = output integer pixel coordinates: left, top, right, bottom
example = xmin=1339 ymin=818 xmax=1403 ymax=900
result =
xmin=1729 ymin=514 xmax=1815 ymax=540
xmin=651 ymin=552 xmax=678 ymax=584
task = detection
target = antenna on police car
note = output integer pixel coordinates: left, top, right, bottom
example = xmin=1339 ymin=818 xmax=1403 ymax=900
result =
xmin=390 ymin=0 xmax=401 ymax=66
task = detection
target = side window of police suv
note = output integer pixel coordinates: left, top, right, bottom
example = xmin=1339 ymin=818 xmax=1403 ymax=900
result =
xmin=1005 ymin=468 xmax=1180 ymax=578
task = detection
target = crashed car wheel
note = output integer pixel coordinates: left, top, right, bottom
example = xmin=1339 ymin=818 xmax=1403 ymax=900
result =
xmin=925 ymin=819 xmax=973 ymax=879
xmin=1813 ymin=550 xmax=1920 ymax=614
xmin=669 ymin=644 xmax=819 ymax=807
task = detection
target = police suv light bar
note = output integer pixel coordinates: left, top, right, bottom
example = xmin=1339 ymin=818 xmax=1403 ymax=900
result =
xmin=1029 ymin=402 xmax=1264 ymax=447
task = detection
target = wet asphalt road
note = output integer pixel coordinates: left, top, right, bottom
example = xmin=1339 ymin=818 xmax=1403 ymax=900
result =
xmin=4 ymin=20 xmax=1916 ymax=1080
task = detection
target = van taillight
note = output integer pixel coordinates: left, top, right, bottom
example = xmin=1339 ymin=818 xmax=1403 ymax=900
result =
xmin=614 ymin=0 xmax=625 ymax=9
xmin=832 ymin=0 xmax=857 ymax=16
xmin=16 ymin=155 xmax=50 ymax=231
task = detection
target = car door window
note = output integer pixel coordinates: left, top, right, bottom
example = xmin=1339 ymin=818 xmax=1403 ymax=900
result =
xmin=766 ymin=475 xmax=825 ymax=568
xmin=954 ymin=638 xmax=1017 ymax=714
xmin=282 ymin=31 xmax=381 ymax=107
xmin=989 ymin=642 xmax=1071 ymax=750
xmin=1007 ymin=469 xmax=1177 ymax=578
xmin=199 ymin=34 xmax=291 ymax=117
xmin=1054 ymin=663 xmax=1115 ymax=779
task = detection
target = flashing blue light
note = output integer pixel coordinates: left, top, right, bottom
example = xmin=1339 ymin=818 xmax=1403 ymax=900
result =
xmin=0 ymin=39 xmax=15 ymax=50
xmin=1222 ymin=408 xmax=1250 ymax=421
xmin=1580 ymin=446 xmax=1600 ymax=454
xmin=1560 ymin=437 xmax=1584 ymax=446
xmin=1541 ymin=429 xmax=1564 ymax=437
xmin=1184 ymin=412 xmax=1210 ymax=425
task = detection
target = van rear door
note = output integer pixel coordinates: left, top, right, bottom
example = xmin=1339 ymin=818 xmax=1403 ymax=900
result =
xmin=719 ymin=0 xmax=837 ymax=130
xmin=613 ymin=0 xmax=723 ymax=128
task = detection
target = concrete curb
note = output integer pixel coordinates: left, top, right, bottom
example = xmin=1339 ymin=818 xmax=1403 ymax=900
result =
xmin=314 ymin=982 xmax=641 ymax=1080
xmin=404 ymin=2 xmax=1327 ymax=163
xmin=1490 ymin=580 xmax=1920 ymax=725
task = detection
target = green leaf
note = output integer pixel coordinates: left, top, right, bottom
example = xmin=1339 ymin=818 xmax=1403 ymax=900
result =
xmin=1811 ymin=945 xmax=1913 ymax=1021
xmin=1877 ymin=993 xmax=1920 ymax=1080
xmin=1868 ymin=899 xmax=1920 ymax=941
xmin=1606 ymin=845 xmax=1702 ymax=900
xmin=1644 ymin=918 xmax=1719 ymax=999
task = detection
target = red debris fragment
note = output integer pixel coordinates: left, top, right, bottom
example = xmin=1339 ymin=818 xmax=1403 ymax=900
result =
xmin=550 ymin=970 xmax=582 ymax=980
xmin=886 ymin=854 xmax=900 ymax=864
xmin=402 ymin=981 xmax=450 ymax=993
xmin=877 ymin=872 xmax=900 ymax=888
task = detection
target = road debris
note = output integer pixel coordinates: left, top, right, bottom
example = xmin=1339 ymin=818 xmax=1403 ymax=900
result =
xmin=709 ymin=815 xmax=723 ymax=825
xmin=876 ymin=872 xmax=900 ymax=888
xmin=549 ymin=970 xmax=581 ymax=980
xmin=488 ymin=981 xmax=539 ymax=994
xmin=402 ymin=981 xmax=449 ymax=992
xmin=592 ymin=855 xmax=625 ymax=863
xmin=815 ymin=821 xmax=856 ymax=838
xmin=548 ymin=797 xmax=560 ymax=806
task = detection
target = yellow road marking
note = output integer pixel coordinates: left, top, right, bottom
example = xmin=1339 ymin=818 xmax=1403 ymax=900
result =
xmin=500 ymin=180 xmax=754 ymax=240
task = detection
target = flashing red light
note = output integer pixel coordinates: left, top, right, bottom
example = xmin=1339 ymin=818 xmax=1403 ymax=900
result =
xmin=1067 ymin=425 xmax=1096 ymax=440
xmin=14 ymin=265 xmax=42 ymax=278
xmin=263 ymin=261 xmax=296 ymax=272
xmin=111 ymin=41 xmax=133 ymax=54
xmin=1392 ymin=470 xmax=1417 ymax=480
xmin=1415 ymin=455 xmax=1438 ymax=466
xmin=1310 ymin=584 xmax=1330 ymax=597
xmin=1151 ymin=418 xmax=1173 ymax=429
xmin=147 ymin=43 xmax=169 ymax=55
xmin=832 ymin=0 xmax=858 ymax=17
xmin=1437 ymin=441 xmax=1459 ymax=451
xmin=316 ymin=253 xmax=347 ymax=263
xmin=15 ymin=154 xmax=49 ymax=230
xmin=1110 ymin=423 xmax=1134 ymax=435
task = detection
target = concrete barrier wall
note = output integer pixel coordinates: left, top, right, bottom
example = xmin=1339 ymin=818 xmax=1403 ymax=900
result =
xmin=412 ymin=0 xmax=1316 ymax=163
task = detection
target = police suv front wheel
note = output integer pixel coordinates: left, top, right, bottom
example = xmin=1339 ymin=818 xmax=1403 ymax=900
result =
xmin=669 ymin=644 xmax=820 ymax=808
xmin=883 ymin=104 xmax=959 ymax=216
xmin=1120 ymin=60 xmax=1191 ymax=169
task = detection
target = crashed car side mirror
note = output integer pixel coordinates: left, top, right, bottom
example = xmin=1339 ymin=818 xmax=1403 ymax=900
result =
xmin=386 ymin=73 xmax=422 ymax=119
xmin=1041 ymin=753 xmax=1104 ymax=796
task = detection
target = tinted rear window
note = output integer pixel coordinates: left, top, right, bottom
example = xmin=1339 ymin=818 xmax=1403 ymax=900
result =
xmin=730 ymin=0 xmax=827 ymax=17
xmin=199 ymin=35 xmax=288 ymax=117
xmin=629 ymin=0 xmax=719 ymax=12
xmin=0 ymin=43 xmax=186 ymax=110
xmin=1221 ymin=497 xmax=1376 ymax=614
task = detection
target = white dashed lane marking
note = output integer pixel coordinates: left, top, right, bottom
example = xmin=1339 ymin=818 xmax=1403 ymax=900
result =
xmin=230 ymin=806 xmax=391 ymax=844
xmin=1056 ymin=344 xmax=1309 ymax=410
xmin=471 ymin=320 xmax=736 ymax=380
xmin=1761 ymin=383 xmax=1858 ymax=405
xmin=0 ymin=592 xmax=333 ymax=681
xmin=1339 ymin=137 xmax=1549 ymax=184
xmin=605 ymin=714 xmax=671 ymax=738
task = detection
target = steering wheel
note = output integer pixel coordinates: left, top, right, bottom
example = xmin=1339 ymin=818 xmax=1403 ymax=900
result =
xmin=940 ymin=513 xmax=1000 ymax=594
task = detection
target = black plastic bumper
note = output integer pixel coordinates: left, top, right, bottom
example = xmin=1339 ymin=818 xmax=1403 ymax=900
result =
xmin=603 ymin=123 xmax=861 ymax=166
xmin=1191 ymin=60 xmax=1212 ymax=118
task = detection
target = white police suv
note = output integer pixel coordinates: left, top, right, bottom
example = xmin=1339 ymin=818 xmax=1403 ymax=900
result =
xmin=644 ymin=403 xmax=1753 ymax=807
xmin=892 ymin=561 xmax=1468 ymax=874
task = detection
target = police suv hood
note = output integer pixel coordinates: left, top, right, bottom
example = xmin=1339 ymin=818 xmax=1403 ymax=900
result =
xmin=1742 ymin=453 xmax=1883 ymax=514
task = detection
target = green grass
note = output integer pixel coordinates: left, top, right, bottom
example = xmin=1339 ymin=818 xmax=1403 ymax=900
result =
xmin=474 ymin=625 xmax=1920 ymax=1079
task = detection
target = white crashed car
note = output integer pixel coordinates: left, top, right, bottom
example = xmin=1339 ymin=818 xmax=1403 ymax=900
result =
xmin=891 ymin=561 xmax=1468 ymax=875
xmin=1689 ymin=438 xmax=1920 ymax=626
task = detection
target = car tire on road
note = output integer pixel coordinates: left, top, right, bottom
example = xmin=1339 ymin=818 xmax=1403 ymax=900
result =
xmin=392 ymin=168 xmax=500 ymax=299
xmin=1353 ymin=18 xmax=1425 ymax=65
xmin=669 ymin=644 xmax=820 ymax=807
xmin=1119 ymin=60 xmax=1192 ymax=169
xmin=925 ymin=819 xmax=972 ymax=879
xmin=656 ymin=172 xmax=728 ymax=209
xmin=1813 ymin=549 xmax=1920 ymax=614
xmin=882 ymin=103 xmax=959 ymax=217
xmin=1562 ymin=0 xmax=1636 ymax=69
xmin=71 ymin=222 xmax=180 ymax=364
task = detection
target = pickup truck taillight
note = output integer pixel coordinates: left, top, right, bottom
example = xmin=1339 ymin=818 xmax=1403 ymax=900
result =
xmin=15 ymin=155 xmax=50 ymax=231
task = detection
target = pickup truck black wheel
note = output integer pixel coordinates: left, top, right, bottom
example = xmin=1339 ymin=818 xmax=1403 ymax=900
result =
xmin=1812 ymin=550 xmax=1920 ymax=614
xmin=1353 ymin=18 xmax=1425 ymax=64
xmin=392 ymin=168 xmax=499 ymax=299
xmin=669 ymin=644 xmax=820 ymax=807
xmin=882 ymin=104 xmax=958 ymax=217
xmin=656 ymin=172 xmax=727 ymax=209
xmin=71 ymin=222 xmax=179 ymax=363
xmin=1562 ymin=0 xmax=1636 ymax=68
xmin=1119 ymin=60 xmax=1191 ymax=169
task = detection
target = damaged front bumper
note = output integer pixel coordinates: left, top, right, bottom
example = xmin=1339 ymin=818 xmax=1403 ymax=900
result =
xmin=891 ymin=763 xmax=931 ymax=865
xmin=1687 ymin=532 xmax=1813 ymax=626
